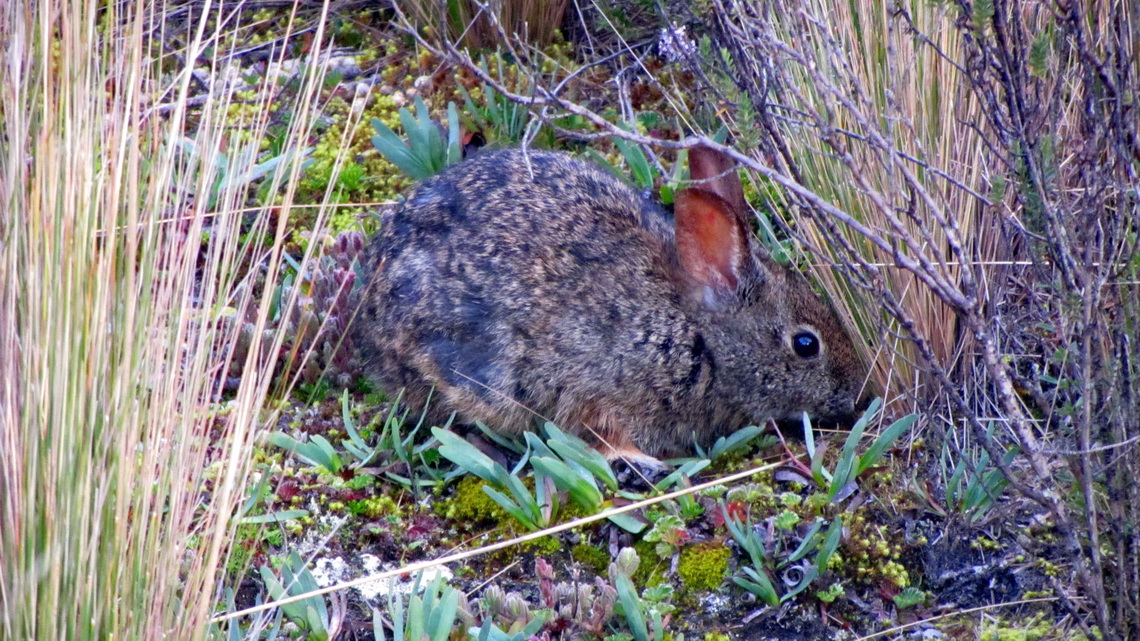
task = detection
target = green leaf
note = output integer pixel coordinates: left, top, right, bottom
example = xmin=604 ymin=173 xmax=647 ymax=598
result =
xmin=614 ymin=138 xmax=653 ymax=190
xmin=544 ymin=423 xmax=618 ymax=490
xmin=372 ymin=607 xmax=388 ymax=641
xmin=446 ymin=102 xmax=461 ymax=167
xmin=236 ymin=473 xmax=271 ymax=519
xmin=606 ymin=510 xmax=647 ymax=534
xmin=654 ymin=459 xmax=710 ymax=492
xmin=341 ymin=390 xmax=368 ymax=451
xmin=370 ymin=116 xmax=430 ymax=180
xmin=709 ymin=424 xmax=763 ymax=460
xmin=815 ymin=517 xmax=843 ymax=571
xmin=893 ymin=586 xmax=926 ymax=609
xmin=946 ymin=455 xmax=967 ymax=509
xmin=523 ymin=430 xmax=557 ymax=460
xmin=734 ymin=567 xmax=779 ymax=606
xmin=615 ymin=573 xmax=650 ymax=641
xmin=425 ymin=582 xmax=459 ymax=641
xmin=406 ymin=592 xmax=424 ymax=641
xmin=483 ymin=486 xmax=539 ymax=531
xmin=268 ymin=432 xmax=341 ymax=473
xmin=398 ymin=104 xmax=425 ymax=156
xmin=722 ymin=503 xmax=766 ymax=570
xmin=804 ymin=413 xmax=831 ymax=485
xmin=308 ymin=435 xmax=342 ymax=472
xmin=856 ymin=412 xmax=916 ymax=475
xmin=532 ymin=456 xmax=604 ymax=510
xmin=432 ymin=427 xmax=500 ymax=482
xmin=829 ymin=399 xmax=880 ymax=499
xmin=784 ymin=519 xmax=823 ymax=565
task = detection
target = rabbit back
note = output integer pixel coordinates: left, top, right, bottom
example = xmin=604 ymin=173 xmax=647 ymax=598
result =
xmin=355 ymin=148 xmax=864 ymax=459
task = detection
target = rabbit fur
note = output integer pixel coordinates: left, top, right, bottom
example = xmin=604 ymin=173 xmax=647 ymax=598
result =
xmin=354 ymin=145 xmax=865 ymax=462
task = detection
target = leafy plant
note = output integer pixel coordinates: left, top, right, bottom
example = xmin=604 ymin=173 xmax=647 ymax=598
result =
xmin=270 ymin=391 xmax=451 ymax=492
xmin=433 ymin=426 xmax=551 ymax=531
xmin=893 ymin=587 xmax=926 ymax=609
xmin=933 ymin=424 xmax=1016 ymax=522
xmin=371 ymin=96 xmax=461 ymax=180
xmin=468 ymin=584 xmax=548 ymax=641
xmin=434 ymin=423 xmax=647 ymax=533
xmin=458 ymin=57 xmax=532 ymax=146
xmin=270 ymin=430 xmax=347 ymax=475
xmin=723 ymin=504 xmax=843 ymax=607
xmin=260 ymin=552 xmax=336 ymax=640
xmin=176 ymin=138 xmax=313 ymax=209
xmin=373 ymin=574 xmax=461 ymax=641
xmin=471 ymin=617 xmax=547 ymax=641
xmin=587 ymin=136 xmax=679 ymax=206
xmin=691 ymin=424 xmax=769 ymax=462
xmin=610 ymin=548 xmax=673 ymax=641
xmin=372 ymin=393 xmax=455 ymax=494
xmin=803 ymin=399 xmax=917 ymax=501
xmin=642 ymin=514 xmax=688 ymax=558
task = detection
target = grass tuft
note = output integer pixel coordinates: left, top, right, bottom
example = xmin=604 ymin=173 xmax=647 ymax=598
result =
xmin=0 ymin=2 xmax=343 ymax=638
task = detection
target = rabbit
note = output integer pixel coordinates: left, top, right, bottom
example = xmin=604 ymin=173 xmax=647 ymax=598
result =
xmin=353 ymin=144 xmax=865 ymax=464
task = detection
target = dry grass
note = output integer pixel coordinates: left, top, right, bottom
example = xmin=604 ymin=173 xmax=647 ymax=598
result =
xmin=404 ymin=0 xmax=572 ymax=49
xmin=705 ymin=0 xmax=989 ymax=405
xmin=0 ymin=1 xmax=342 ymax=638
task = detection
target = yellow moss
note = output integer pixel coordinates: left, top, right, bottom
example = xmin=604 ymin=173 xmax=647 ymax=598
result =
xmin=445 ymin=475 xmax=507 ymax=525
xmin=839 ymin=519 xmax=911 ymax=587
xmin=980 ymin=612 xmax=1062 ymax=641
xmin=677 ymin=543 xmax=731 ymax=592
xmin=520 ymin=535 xmax=561 ymax=556
xmin=347 ymin=494 xmax=397 ymax=519
xmin=1035 ymin=559 xmax=1061 ymax=577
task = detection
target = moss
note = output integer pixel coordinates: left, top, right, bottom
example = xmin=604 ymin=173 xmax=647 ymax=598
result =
xmin=838 ymin=514 xmax=911 ymax=588
xmin=347 ymin=494 xmax=397 ymax=518
xmin=345 ymin=474 xmax=376 ymax=490
xmin=292 ymin=91 xmax=411 ymax=222
xmin=445 ymin=476 xmax=508 ymax=525
xmin=632 ymin=539 xmax=668 ymax=587
xmin=677 ymin=543 xmax=731 ymax=592
xmin=226 ymin=524 xmax=260 ymax=577
xmin=980 ymin=612 xmax=1060 ymax=641
xmin=521 ymin=535 xmax=561 ymax=556
xmin=572 ymin=542 xmax=611 ymax=574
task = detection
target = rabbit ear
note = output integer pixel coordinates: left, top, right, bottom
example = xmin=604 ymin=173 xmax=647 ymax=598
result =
xmin=674 ymin=188 xmax=757 ymax=304
xmin=688 ymin=145 xmax=747 ymax=215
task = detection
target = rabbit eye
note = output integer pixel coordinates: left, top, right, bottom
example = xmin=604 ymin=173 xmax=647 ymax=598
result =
xmin=792 ymin=331 xmax=820 ymax=359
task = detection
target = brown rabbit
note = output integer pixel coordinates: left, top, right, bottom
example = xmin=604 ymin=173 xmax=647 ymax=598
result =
xmin=354 ymin=145 xmax=864 ymax=463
